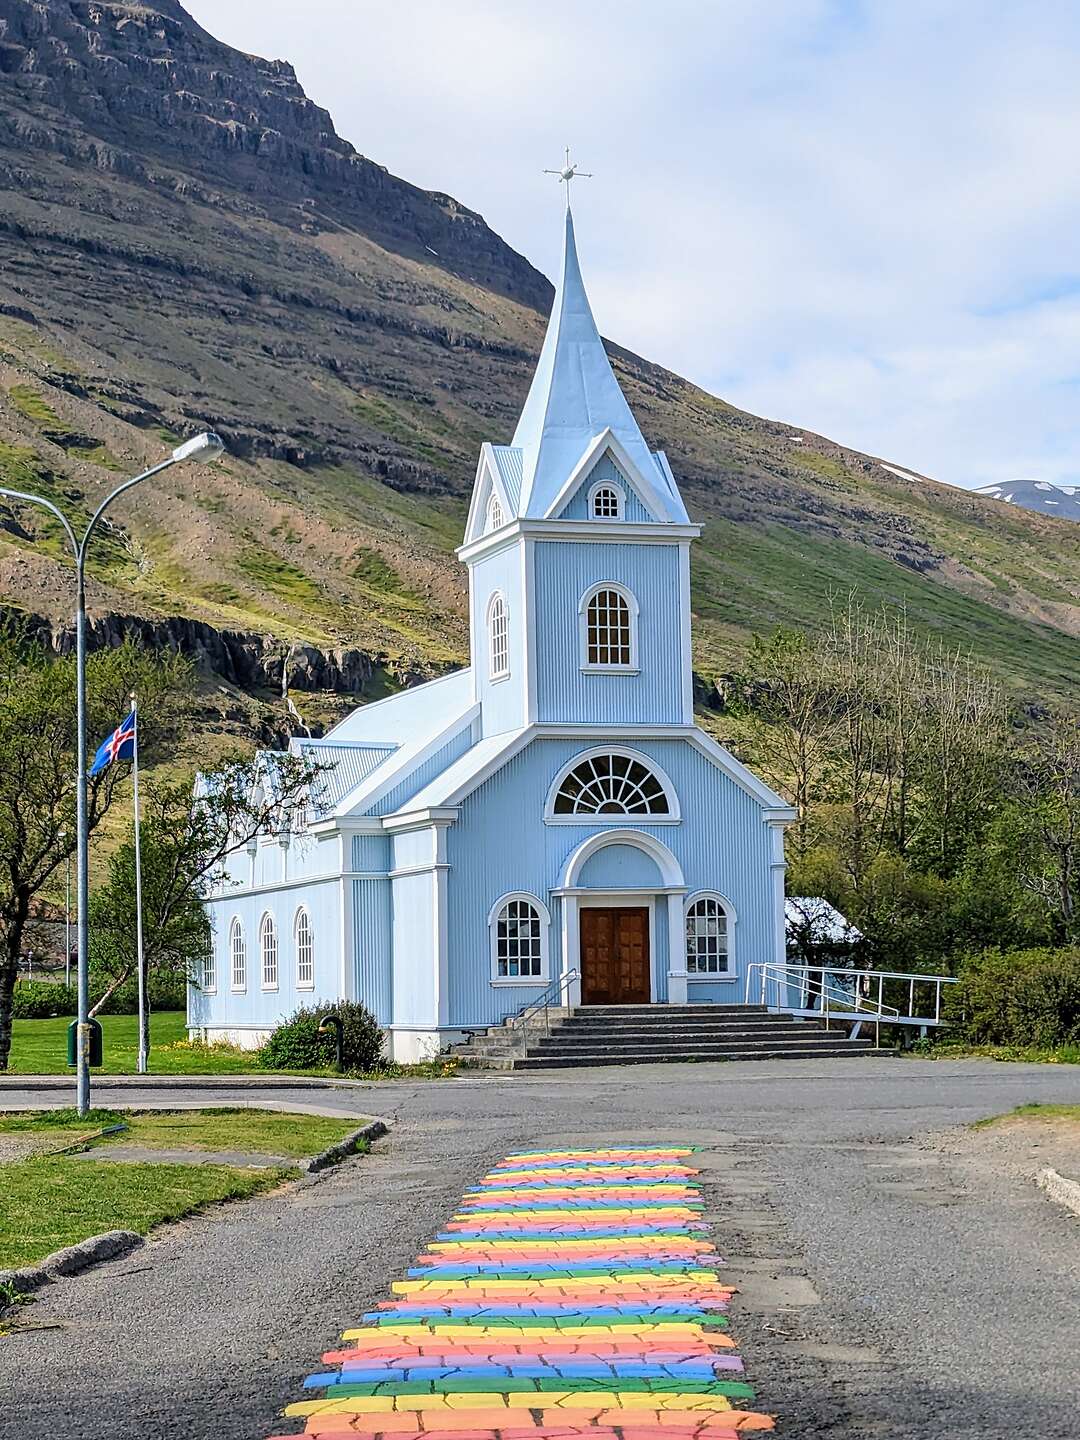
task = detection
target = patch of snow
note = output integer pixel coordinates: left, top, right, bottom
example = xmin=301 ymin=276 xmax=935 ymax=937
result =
xmin=880 ymin=463 xmax=922 ymax=482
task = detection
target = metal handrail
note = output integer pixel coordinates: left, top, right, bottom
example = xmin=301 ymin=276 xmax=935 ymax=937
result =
xmin=745 ymin=961 xmax=957 ymax=1030
xmin=509 ymin=968 xmax=581 ymax=1057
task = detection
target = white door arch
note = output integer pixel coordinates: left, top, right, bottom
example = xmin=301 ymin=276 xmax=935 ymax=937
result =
xmin=554 ymin=829 xmax=689 ymax=1006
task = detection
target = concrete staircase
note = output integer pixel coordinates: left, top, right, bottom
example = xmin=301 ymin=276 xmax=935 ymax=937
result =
xmin=452 ymin=1003 xmax=878 ymax=1070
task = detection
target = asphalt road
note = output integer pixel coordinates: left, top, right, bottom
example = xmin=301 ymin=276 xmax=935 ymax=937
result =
xmin=3 ymin=1056 xmax=1080 ymax=1439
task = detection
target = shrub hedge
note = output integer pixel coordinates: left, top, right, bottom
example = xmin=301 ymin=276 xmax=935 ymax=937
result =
xmin=946 ymin=946 xmax=1080 ymax=1050
xmin=259 ymin=1000 xmax=384 ymax=1073
xmin=13 ymin=973 xmax=189 ymax=1019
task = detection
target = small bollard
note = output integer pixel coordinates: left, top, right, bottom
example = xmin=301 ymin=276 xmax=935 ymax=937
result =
xmin=318 ymin=1013 xmax=344 ymax=1073
xmin=66 ymin=1017 xmax=102 ymax=1068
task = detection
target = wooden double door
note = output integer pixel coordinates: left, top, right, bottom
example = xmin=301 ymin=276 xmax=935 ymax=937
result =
xmin=580 ymin=907 xmax=651 ymax=1005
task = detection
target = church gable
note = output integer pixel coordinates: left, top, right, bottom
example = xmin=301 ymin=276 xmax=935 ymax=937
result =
xmin=463 ymin=444 xmax=517 ymax=544
xmin=552 ymin=448 xmax=656 ymax=523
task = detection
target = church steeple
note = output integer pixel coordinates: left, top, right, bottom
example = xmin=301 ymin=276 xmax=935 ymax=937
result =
xmin=509 ymin=208 xmax=689 ymax=524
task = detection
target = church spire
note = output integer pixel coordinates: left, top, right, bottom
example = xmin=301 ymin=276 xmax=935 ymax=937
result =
xmin=512 ymin=207 xmax=684 ymax=520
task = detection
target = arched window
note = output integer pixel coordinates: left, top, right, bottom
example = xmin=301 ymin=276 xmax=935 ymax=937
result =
xmin=260 ymin=912 xmax=278 ymax=990
xmin=202 ymin=941 xmax=216 ymax=994
xmin=229 ymin=918 xmax=246 ymax=991
xmin=486 ymin=493 xmax=505 ymax=532
xmin=580 ymin=583 xmax=637 ymax=670
xmin=489 ymin=894 xmax=549 ymax=982
xmin=589 ymin=481 xmax=624 ymax=520
xmin=685 ymin=894 xmax=732 ymax=976
xmin=295 ymin=907 xmax=314 ymax=989
xmin=549 ymin=749 xmax=675 ymax=819
xmin=488 ymin=591 xmax=509 ymax=680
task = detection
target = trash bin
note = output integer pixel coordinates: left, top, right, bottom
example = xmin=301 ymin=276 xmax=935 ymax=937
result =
xmin=66 ymin=1018 xmax=103 ymax=1068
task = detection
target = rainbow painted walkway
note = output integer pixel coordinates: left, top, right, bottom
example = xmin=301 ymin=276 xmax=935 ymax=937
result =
xmin=270 ymin=1145 xmax=773 ymax=1440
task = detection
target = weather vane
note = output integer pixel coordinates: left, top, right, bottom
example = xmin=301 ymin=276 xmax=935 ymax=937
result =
xmin=544 ymin=147 xmax=593 ymax=207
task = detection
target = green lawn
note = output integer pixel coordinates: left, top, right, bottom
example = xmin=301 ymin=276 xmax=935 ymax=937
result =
xmin=7 ymin=1011 xmax=460 ymax=1079
xmin=0 ymin=1106 xmax=365 ymax=1159
xmin=0 ymin=1155 xmax=288 ymax=1268
xmin=7 ymin=1011 xmax=263 ymax=1075
xmin=919 ymin=1040 xmax=1080 ymax=1067
xmin=0 ymin=1106 xmax=373 ymax=1270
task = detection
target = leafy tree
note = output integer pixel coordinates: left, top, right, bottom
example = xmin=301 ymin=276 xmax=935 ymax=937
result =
xmin=997 ymin=713 xmax=1080 ymax=940
xmin=0 ymin=635 xmax=188 ymax=1071
xmin=87 ymin=755 xmax=323 ymax=1049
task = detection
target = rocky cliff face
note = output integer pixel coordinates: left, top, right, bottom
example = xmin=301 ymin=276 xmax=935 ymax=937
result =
xmin=0 ymin=0 xmax=1077 ymax=721
xmin=0 ymin=0 xmax=549 ymax=309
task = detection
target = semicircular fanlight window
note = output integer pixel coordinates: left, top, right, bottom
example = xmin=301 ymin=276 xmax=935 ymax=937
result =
xmin=553 ymin=753 xmax=670 ymax=817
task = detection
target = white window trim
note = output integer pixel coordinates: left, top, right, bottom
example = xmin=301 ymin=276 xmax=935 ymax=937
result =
xmin=259 ymin=911 xmax=279 ymax=992
xmin=229 ymin=916 xmax=246 ymax=993
xmin=202 ymin=947 xmax=217 ymax=995
xmin=488 ymin=891 xmax=551 ymax=986
xmin=486 ymin=492 xmax=505 ymax=533
xmin=578 ymin=581 xmax=639 ymax=672
xmin=487 ymin=590 xmax=510 ymax=683
xmin=294 ymin=905 xmax=315 ymax=991
xmin=685 ymin=890 xmax=737 ymax=982
xmin=544 ymin=745 xmax=681 ymax=826
xmin=587 ymin=479 xmax=625 ymax=521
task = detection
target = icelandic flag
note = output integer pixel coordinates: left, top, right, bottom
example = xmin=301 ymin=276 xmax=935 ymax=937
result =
xmin=90 ymin=711 xmax=136 ymax=777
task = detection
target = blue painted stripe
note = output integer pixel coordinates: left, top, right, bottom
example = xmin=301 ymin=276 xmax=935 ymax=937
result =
xmin=308 ymin=1361 xmax=731 ymax=1386
xmin=407 ymin=1260 xmax=712 ymax=1278
xmin=469 ymin=1180 xmax=697 ymax=1191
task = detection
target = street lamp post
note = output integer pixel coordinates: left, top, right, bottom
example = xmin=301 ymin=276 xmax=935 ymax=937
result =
xmin=0 ymin=431 xmax=224 ymax=1115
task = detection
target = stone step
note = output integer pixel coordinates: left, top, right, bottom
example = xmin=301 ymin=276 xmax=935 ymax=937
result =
xmin=511 ymin=1044 xmax=879 ymax=1069
xmin=528 ymin=1034 xmax=875 ymax=1057
xmin=532 ymin=1024 xmax=834 ymax=1044
xmin=552 ymin=1019 xmax=819 ymax=1035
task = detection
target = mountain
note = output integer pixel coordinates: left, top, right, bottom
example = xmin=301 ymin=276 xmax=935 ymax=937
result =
xmin=975 ymin=480 xmax=1080 ymax=524
xmin=0 ymin=0 xmax=1078 ymax=741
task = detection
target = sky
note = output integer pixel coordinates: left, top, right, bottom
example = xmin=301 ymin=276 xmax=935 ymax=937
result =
xmin=187 ymin=0 xmax=1080 ymax=491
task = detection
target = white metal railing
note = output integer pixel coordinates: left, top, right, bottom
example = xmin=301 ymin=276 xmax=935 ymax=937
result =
xmin=509 ymin=968 xmax=581 ymax=1057
xmin=744 ymin=962 xmax=957 ymax=1040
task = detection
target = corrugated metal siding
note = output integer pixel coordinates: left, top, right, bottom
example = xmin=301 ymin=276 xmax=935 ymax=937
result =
xmin=534 ymin=542 xmax=684 ymax=725
xmin=493 ymin=446 xmax=524 ymax=511
xmin=443 ymin=736 xmax=776 ymax=1029
xmin=352 ymin=834 xmax=390 ymax=873
xmin=196 ymin=879 xmax=343 ymax=1030
xmin=578 ymin=843 xmax=663 ymax=888
xmin=558 ymin=454 xmax=653 ymax=522
xmin=468 ymin=541 xmax=527 ymax=737
xmin=354 ymin=877 xmax=392 ymax=1022
xmin=391 ymin=872 xmax=436 ymax=1026
xmin=371 ymin=726 xmax=475 ymax=816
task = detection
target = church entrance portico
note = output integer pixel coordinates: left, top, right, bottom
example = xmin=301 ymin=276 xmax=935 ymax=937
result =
xmin=556 ymin=829 xmax=690 ymax=1007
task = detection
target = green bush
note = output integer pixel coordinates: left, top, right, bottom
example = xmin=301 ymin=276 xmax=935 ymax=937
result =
xmin=260 ymin=1000 xmax=384 ymax=1073
xmin=947 ymin=946 xmax=1080 ymax=1048
xmin=13 ymin=972 xmax=189 ymax=1019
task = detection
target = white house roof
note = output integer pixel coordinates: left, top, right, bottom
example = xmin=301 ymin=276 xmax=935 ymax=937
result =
xmin=322 ymin=668 xmax=473 ymax=748
xmin=390 ymin=729 xmax=529 ymax=815
xmin=510 ymin=208 xmax=688 ymax=524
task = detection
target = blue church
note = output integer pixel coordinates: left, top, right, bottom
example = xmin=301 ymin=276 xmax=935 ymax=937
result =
xmin=190 ymin=209 xmax=796 ymax=1061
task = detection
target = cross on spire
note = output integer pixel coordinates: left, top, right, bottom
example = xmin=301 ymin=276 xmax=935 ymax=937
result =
xmin=543 ymin=147 xmax=593 ymax=209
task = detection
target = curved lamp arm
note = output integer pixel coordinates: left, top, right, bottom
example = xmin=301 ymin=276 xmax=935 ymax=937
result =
xmin=0 ymin=487 xmax=79 ymax=560
xmin=78 ymin=455 xmax=177 ymax=567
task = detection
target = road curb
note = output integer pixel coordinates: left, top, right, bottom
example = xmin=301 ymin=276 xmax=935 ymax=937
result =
xmin=301 ymin=1117 xmax=389 ymax=1174
xmin=0 ymin=1230 xmax=143 ymax=1309
xmin=0 ymin=1073 xmax=373 ymax=1092
xmin=1036 ymin=1165 xmax=1080 ymax=1217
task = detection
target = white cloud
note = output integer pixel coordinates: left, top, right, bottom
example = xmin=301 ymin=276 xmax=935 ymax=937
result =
xmin=187 ymin=0 xmax=1080 ymax=489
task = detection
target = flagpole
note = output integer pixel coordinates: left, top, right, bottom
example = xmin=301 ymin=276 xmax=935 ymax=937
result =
xmin=131 ymin=692 xmax=148 ymax=1075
